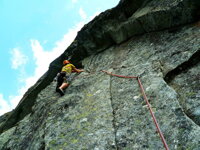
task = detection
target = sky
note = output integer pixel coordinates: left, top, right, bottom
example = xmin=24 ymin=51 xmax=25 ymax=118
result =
xmin=0 ymin=0 xmax=120 ymax=115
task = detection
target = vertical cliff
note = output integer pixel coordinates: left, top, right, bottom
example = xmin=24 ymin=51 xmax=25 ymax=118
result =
xmin=0 ymin=0 xmax=200 ymax=149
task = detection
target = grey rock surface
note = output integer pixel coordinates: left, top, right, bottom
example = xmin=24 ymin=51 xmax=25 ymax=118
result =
xmin=0 ymin=0 xmax=200 ymax=149
xmin=1 ymin=23 xmax=200 ymax=150
xmin=1 ymin=0 xmax=199 ymax=133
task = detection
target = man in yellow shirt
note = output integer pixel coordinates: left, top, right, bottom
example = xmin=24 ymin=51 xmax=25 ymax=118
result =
xmin=56 ymin=60 xmax=84 ymax=96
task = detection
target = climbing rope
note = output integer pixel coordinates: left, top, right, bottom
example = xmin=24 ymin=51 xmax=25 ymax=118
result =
xmin=101 ymin=70 xmax=170 ymax=150
xmin=101 ymin=70 xmax=138 ymax=79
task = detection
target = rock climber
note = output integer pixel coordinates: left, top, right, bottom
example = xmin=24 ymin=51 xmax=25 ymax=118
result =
xmin=55 ymin=60 xmax=84 ymax=96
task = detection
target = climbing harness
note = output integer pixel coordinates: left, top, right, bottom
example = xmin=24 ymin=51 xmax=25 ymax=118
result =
xmin=101 ymin=70 xmax=170 ymax=150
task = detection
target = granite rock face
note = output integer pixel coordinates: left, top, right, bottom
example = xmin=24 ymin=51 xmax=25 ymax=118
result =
xmin=0 ymin=0 xmax=200 ymax=149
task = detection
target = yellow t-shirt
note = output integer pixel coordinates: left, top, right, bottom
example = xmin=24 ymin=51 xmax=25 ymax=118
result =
xmin=61 ymin=64 xmax=75 ymax=74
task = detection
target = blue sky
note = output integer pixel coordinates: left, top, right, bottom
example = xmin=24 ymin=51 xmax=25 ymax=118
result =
xmin=0 ymin=0 xmax=119 ymax=115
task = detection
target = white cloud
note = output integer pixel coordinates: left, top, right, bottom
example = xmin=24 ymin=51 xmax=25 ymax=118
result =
xmin=0 ymin=49 xmax=29 ymax=114
xmin=30 ymin=21 xmax=85 ymax=82
xmin=10 ymin=48 xmax=28 ymax=69
xmin=0 ymin=94 xmax=12 ymax=115
xmin=89 ymin=11 xmax=101 ymax=20
xmin=0 ymin=91 xmax=25 ymax=116
xmin=9 ymin=94 xmax=23 ymax=110
xmin=79 ymin=7 xmax=87 ymax=20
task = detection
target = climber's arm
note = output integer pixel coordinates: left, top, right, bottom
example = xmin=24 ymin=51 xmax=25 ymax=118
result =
xmin=72 ymin=68 xmax=84 ymax=73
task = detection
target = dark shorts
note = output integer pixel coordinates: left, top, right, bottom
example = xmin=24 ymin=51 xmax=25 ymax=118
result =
xmin=56 ymin=72 xmax=73 ymax=89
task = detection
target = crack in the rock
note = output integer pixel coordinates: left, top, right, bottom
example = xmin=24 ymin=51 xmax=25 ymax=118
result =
xmin=39 ymin=122 xmax=46 ymax=150
xmin=164 ymin=49 xmax=200 ymax=83
xmin=164 ymin=49 xmax=200 ymax=126
xmin=184 ymin=110 xmax=200 ymax=127
xmin=109 ymin=75 xmax=119 ymax=150
xmin=136 ymin=18 xmax=148 ymax=33
xmin=173 ymin=94 xmax=200 ymax=127
xmin=39 ymin=137 xmax=46 ymax=150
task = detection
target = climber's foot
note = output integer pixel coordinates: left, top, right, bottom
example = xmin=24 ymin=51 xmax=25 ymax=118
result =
xmin=57 ymin=88 xmax=64 ymax=96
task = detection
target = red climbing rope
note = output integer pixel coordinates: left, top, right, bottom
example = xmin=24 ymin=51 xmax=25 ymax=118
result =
xmin=101 ymin=70 xmax=138 ymax=79
xmin=102 ymin=70 xmax=170 ymax=150
xmin=137 ymin=77 xmax=170 ymax=150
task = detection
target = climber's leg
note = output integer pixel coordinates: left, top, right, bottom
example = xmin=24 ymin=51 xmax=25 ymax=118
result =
xmin=57 ymin=74 xmax=71 ymax=96
xmin=59 ymin=83 xmax=70 ymax=90
xmin=56 ymin=73 xmax=64 ymax=92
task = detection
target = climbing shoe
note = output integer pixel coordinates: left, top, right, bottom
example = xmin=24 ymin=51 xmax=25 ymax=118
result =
xmin=57 ymin=88 xmax=64 ymax=96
